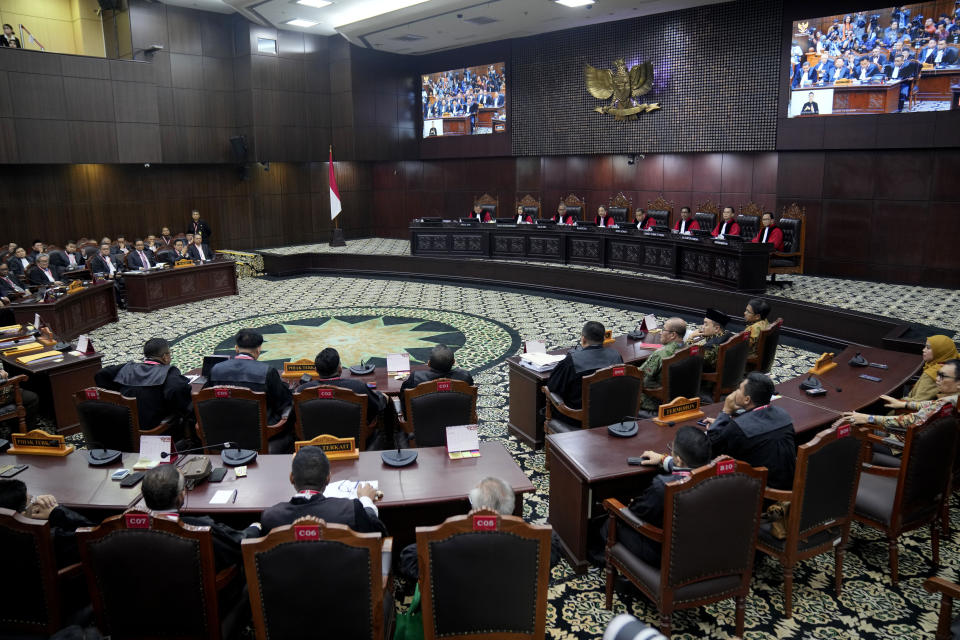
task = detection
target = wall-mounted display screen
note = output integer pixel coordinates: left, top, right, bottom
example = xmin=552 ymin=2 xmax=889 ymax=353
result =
xmin=422 ymin=62 xmax=506 ymax=138
xmin=788 ymin=6 xmax=959 ymax=117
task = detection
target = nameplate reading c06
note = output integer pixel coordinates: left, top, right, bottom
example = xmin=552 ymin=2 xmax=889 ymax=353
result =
xmin=294 ymin=525 xmax=321 ymax=540
xmin=717 ymin=460 xmax=736 ymax=475
xmin=124 ymin=513 xmax=150 ymax=529
xmin=472 ymin=515 xmax=499 ymax=531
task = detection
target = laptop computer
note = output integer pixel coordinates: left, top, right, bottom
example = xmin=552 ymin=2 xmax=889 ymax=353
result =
xmin=192 ymin=355 xmax=229 ymax=385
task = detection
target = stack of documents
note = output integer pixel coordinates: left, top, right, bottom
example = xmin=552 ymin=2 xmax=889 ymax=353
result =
xmin=518 ymin=352 xmax=566 ymax=372
xmin=17 ymin=350 xmax=62 ymax=365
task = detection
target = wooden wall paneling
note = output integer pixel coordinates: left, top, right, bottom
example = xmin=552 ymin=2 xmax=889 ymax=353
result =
xmin=873 ymin=150 xmax=932 ymax=201
xmin=751 ymin=152 xmax=778 ymax=194
xmin=872 ymin=201 xmax=929 ymax=267
xmin=166 ymin=7 xmax=203 ymax=55
xmin=0 ymin=119 xmax=17 ymax=163
xmin=114 ymin=81 xmax=161 ymax=124
xmin=820 ymin=199 xmax=874 ymax=265
xmin=822 ymin=151 xmax=875 ymax=200
xmin=691 ymin=154 xmax=722 ymax=192
xmin=720 ymin=153 xmax=753 ymax=194
xmin=10 ymin=73 xmax=67 ymax=120
xmin=68 ymin=121 xmax=119 ymax=163
xmin=662 ymin=154 xmax=693 ymax=191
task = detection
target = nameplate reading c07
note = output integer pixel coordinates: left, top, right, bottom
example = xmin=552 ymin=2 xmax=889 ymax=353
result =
xmin=125 ymin=513 xmax=150 ymax=529
xmin=837 ymin=424 xmax=851 ymax=438
xmin=214 ymin=388 xmax=231 ymax=399
xmin=612 ymin=366 xmax=625 ymax=377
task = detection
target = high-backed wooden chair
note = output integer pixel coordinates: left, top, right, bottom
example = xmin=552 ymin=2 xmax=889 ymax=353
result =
xmin=399 ymin=379 xmax=478 ymax=447
xmin=0 ymin=508 xmax=84 ymax=636
xmin=242 ymin=516 xmax=393 ymax=640
xmin=854 ymin=411 xmax=959 ymax=585
xmin=737 ymin=202 xmax=764 ymax=240
xmin=603 ymin=458 xmax=767 ymax=638
xmin=701 ymin=331 xmax=751 ymax=402
xmin=694 ymin=199 xmax=719 ymax=232
xmin=746 ymin=317 xmax=783 ymax=374
xmin=416 ymin=511 xmax=551 ymax=640
xmin=768 ymin=203 xmax=807 ymax=288
xmin=642 ymin=345 xmax=704 ymax=408
xmin=0 ymin=373 xmax=29 ymax=433
xmin=757 ymin=423 xmax=868 ymax=617
xmin=293 ymin=385 xmax=376 ymax=450
xmin=646 ymin=195 xmax=674 ymax=228
xmin=78 ymin=511 xmax=226 ymax=640
xmin=474 ymin=193 xmax=498 ymax=219
xmin=607 ymin=192 xmax=633 ymax=224
xmin=542 ymin=364 xmax=643 ymax=435
xmin=562 ymin=194 xmax=585 ymax=221
xmin=74 ymin=387 xmax=169 ymax=452
xmin=516 ymin=194 xmax=541 ymax=220
xmin=194 ymin=386 xmax=281 ymax=454
xmin=924 ymin=577 xmax=960 ymax=640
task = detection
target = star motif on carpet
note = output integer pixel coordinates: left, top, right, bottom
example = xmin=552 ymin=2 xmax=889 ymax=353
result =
xmin=261 ymin=317 xmax=445 ymax=366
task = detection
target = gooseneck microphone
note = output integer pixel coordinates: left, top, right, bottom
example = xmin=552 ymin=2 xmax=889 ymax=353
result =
xmin=160 ymin=442 xmax=236 ymax=458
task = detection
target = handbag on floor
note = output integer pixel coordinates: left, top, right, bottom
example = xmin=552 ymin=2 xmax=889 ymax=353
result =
xmin=394 ymin=584 xmax=423 ymax=640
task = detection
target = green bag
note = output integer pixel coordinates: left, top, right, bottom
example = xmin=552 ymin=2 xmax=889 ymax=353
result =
xmin=393 ymin=584 xmax=424 ymax=640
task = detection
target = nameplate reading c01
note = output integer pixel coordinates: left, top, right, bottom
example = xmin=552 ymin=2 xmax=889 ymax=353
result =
xmin=472 ymin=515 xmax=499 ymax=531
xmin=294 ymin=434 xmax=359 ymax=460
xmin=294 ymin=525 xmax=320 ymax=540
xmin=124 ymin=513 xmax=150 ymax=529
xmin=437 ymin=380 xmax=451 ymax=392
xmin=717 ymin=460 xmax=736 ymax=475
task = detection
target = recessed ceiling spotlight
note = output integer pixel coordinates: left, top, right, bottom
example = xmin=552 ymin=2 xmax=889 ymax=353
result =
xmin=285 ymin=18 xmax=319 ymax=27
xmin=554 ymin=0 xmax=595 ymax=7
xmin=296 ymin=0 xmax=332 ymax=7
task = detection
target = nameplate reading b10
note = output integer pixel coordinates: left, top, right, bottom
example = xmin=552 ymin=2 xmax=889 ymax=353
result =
xmin=294 ymin=525 xmax=320 ymax=540
xmin=612 ymin=366 xmax=625 ymax=377
xmin=472 ymin=515 xmax=499 ymax=531
xmin=717 ymin=460 xmax=736 ymax=475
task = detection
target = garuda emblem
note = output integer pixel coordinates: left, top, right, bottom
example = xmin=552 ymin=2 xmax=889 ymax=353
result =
xmin=584 ymin=58 xmax=660 ymax=121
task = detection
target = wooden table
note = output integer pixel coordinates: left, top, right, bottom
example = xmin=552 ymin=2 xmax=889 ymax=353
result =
xmin=190 ymin=364 xmax=429 ymax=397
xmin=9 ymin=282 xmax=117 ymax=340
xmin=123 ymin=259 xmax=238 ymax=312
xmin=3 ymin=452 xmax=142 ymax=512
xmin=477 ymin=107 xmax=498 ymax=130
xmin=917 ymin=68 xmax=960 ymax=101
xmin=442 ymin=116 xmax=470 ymax=135
xmin=1 ymin=350 xmax=103 ymax=433
xmin=547 ymin=396 xmax=841 ymax=572
xmin=507 ymin=336 xmax=658 ymax=447
xmin=829 ymin=81 xmax=902 ymax=114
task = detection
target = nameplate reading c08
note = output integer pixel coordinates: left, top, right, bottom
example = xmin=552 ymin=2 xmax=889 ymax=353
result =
xmin=125 ymin=513 xmax=150 ymax=529
xmin=472 ymin=515 xmax=499 ymax=531
xmin=214 ymin=388 xmax=231 ymax=399
xmin=294 ymin=525 xmax=320 ymax=540
xmin=317 ymin=388 xmax=334 ymax=399
xmin=717 ymin=460 xmax=736 ymax=475
xmin=437 ymin=380 xmax=451 ymax=391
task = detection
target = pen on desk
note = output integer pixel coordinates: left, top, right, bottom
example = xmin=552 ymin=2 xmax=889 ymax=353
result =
xmin=231 ymin=489 xmax=238 ymax=504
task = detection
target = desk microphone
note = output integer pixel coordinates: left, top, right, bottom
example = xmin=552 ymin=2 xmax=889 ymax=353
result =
xmin=381 ymin=444 xmax=418 ymax=467
xmin=84 ymin=440 xmax=122 ymax=466
xmin=607 ymin=416 xmax=640 ymax=437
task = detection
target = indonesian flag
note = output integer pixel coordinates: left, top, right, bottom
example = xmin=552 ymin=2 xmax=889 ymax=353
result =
xmin=329 ymin=148 xmax=341 ymax=221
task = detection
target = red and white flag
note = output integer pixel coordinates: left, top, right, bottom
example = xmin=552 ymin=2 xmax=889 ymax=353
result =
xmin=329 ymin=147 xmax=341 ymax=221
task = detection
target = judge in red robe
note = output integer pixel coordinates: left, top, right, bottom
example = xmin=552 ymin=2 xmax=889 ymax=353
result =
xmin=752 ymin=213 xmax=784 ymax=251
xmin=514 ymin=205 xmax=535 ymax=224
xmin=594 ymin=206 xmax=617 ymax=227
xmin=632 ymin=209 xmax=658 ymax=230
xmin=711 ymin=207 xmax=740 ymax=237
xmin=552 ymin=203 xmax=577 ymax=225
xmin=672 ymin=207 xmax=699 ymax=234
xmin=469 ymin=203 xmax=494 ymax=222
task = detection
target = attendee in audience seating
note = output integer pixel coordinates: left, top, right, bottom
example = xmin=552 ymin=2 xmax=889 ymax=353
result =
xmin=672 ymin=206 xmax=699 ymax=234
xmin=49 ymin=241 xmax=84 ymax=278
xmin=899 ymin=336 xmax=959 ymax=403
xmin=187 ymin=233 xmax=212 ymax=262
xmin=551 ymin=202 xmax=577 ymax=225
xmin=166 ymin=238 xmax=189 ymax=264
xmin=1 ymin=364 xmax=40 ymax=430
xmin=187 ymin=209 xmax=212 ymax=244
xmin=811 ymin=54 xmax=831 ymax=82
xmin=595 ymin=205 xmax=616 ymax=227
xmin=547 ymin=321 xmax=623 ymax=419
xmin=159 ymin=227 xmax=174 ymax=248
xmin=744 ymin=298 xmax=772 ymax=358
xmin=28 ymin=254 xmax=62 ymax=287
xmin=0 ymin=478 xmax=93 ymax=567
xmin=792 ymin=61 xmax=815 ymax=88
xmin=856 ymin=57 xmax=880 ymax=81
xmin=1 ymin=23 xmax=22 ymax=48
xmin=885 ymin=54 xmax=915 ymax=109
xmin=638 ymin=317 xmax=687 ymax=415
xmin=110 ymin=236 xmax=129 ymax=259
xmin=752 ymin=212 xmax=784 ymax=251
xmin=88 ymin=243 xmax=122 ymax=278
xmin=601 ymin=426 xmax=712 ymax=566
xmin=6 ymin=246 xmax=31 ymax=276
xmin=827 ymin=58 xmax=849 ymax=82
xmin=933 ymin=38 xmax=958 ymax=65
xmin=705 ymin=372 xmax=796 ymax=490
xmin=27 ymin=240 xmax=44 ymax=262
xmin=127 ymin=238 xmax=156 ymax=270
xmin=920 ymin=37 xmax=940 ymax=63
xmin=841 ymin=358 xmax=960 ymax=430
xmin=399 ymin=344 xmax=474 ymax=413
xmin=515 ymin=205 xmax=534 ymax=224
xmin=208 ymin=329 xmax=293 ymax=451
xmin=468 ymin=203 xmax=493 ymax=222
xmin=688 ymin=308 xmax=734 ymax=373
xmin=95 ymin=338 xmax=193 ymax=437
xmin=633 ymin=208 xmax=658 ymax=230
xmin=712 ymin=206 xmax=741 ymax=237
xmin=0 ymin=263 xmax=26 ymax=297
xmin=257 ymin=446 xmax=386 ymax=535
xmin=144 ymin=235 xmax=160 ymax=254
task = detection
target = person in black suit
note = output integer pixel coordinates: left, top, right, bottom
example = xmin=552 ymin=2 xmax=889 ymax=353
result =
xmin=884 ymin=54 xmax=916 ymax=109
xmin=0 ymin=263 xmax=26 ymax=298
xmin=855 ymin=58 xmax=880 ymax=81
xmin=28 ymin=254 xmax=62 ymax=287
xmin=865 ymin=46 xmax=887 ymax=68
xmin=187 ymin=209 xmax=212 ymax=245
xmin=186 ymin=234 xmax=212 ymax=262
xmin=547 ymin=321 xmax=623 ymax=417
xmin=49 ymin=241 xmax=84 ymax=279
xmin=6 ymin=247 xmax=31 ymax=277
xmin=919 ymin=39 xmax=940 ymax=64
xmin=933 ymin=39 xmax=959 ymax=65
xmin=26 ymin=240 xmax=44 ymax=263
xmin=398 ymin=344 xmax=474 ymax=415
xmin=0 ymin=479 xmax=94 ymax=568
xmin=491 ymin=91 xmax=504 ymax=107
xmin=827 ymin=58 xmax=849 ymax=82
xmin=127 ymin=239 xmax=156 ymax=270
xmin=163 ymin=238 xmax=189 ymax=265
xmin=257 ymin=446 xmax=386 ymax=536
xmin=87 ymin=243 xmax=126 ymax=308
xmin=811 ymin=54 xmax=831 ymax=83
xmin=110 ymin=236 xmax=130 ymax=261
xmin=800 ymin=92 xmax=819 ymax=114
xmin=792 ymin=61 xmax=815 ymax=88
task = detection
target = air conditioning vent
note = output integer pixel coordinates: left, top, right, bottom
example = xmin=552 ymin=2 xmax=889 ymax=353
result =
xmin=392 ymin=33 xmax=426 ymax=41
xmin=463 ymin=16 xmax=498 ymax=25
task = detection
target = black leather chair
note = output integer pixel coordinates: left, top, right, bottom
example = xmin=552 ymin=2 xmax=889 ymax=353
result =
xmin=0 ymin=373 xmax=29 ymax=433
xmin=78 ymin=511 xmax=227 ymax=640
xmin=854 ymin=411 xmax=959 ymax=585
xmin=603 ymin=458 xmax=767 ymax=638
xmin=607 ymin=205 xmax=629 ymax=223
xmin=74 ymin=387 xmax=168 ymax=452
xmin=475 ymin=193 xmax=498 ymax=219
xmin=645 ymin=210 xmax=670 ymax=227
xmin=607 ymin=192 xmax=632 ymax=224
xmin=542 ymin=364 xmax=643 ymax=434
xmin=195 ymin=386 xmax=280 ymax=453
xmin=416 ymin=510 xmax=551 ymax=640
xmin=399 ymin=379 xmax=478 ymax=447
xmin=701 ymin=331 xmax=750 ymax=403
xmin=693 ymin=211 xmax=716 ymax=231
xmin=736 ymin=214 xmax=759 ymax=240
xmin=768 ymin=206 xmax=806 ymax=288
xmin=293 ymin=385 xmax=376 ymax=450
xmin=242 ymin=517 xmax=393 ymax=640
xmin=516 ymin=194 xmax=541 ymax=220
xmin=520 ymin=204 xmax=539 ymax=220
xmin=757 ymin=424 xmax=868 ymax=617
xmin=747 ymin=318 xmax=783 ymax=374
xmin=561 ymin=194 xmax=585 ymax=221
xmin=642 ymin=345 xmax=704 ymax=409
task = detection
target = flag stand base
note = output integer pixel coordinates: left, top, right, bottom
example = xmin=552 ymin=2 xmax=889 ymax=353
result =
xmin=330 ymin=228 xmax=346 ymax=247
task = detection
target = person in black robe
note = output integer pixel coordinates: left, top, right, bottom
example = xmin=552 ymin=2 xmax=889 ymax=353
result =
xmin=705 ymin=372 xmax=796 ymax=490
xmin=546 ymin=321 xmax=623 ymax=425
xmin=399 ymin=344 xmax=474 ymax=415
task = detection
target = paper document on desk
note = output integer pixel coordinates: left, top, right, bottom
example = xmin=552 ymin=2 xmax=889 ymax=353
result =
xmin=323 ymin=480 xmax=378 ymax=500
xmin=446 ymin=424 xmax=480 ymax=459
xmin=518 ymin=352 xmax=565 ymax=372
xmin=386 ymin=353 xmax=410 ymax=374
xmin=17 ymin=350 xmax=62 ymax=364
xmin=134 ymin=435 xmax=172 ymax=470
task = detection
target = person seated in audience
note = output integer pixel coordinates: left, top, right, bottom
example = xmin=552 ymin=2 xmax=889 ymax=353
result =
xmin=672 ymin=206 xmax=699 ymax=234
xmin=637 ymin=317 xmax=687 ymax=415
xmin=866 ymin=45 xmax=888 ymax=67
xmin=187 ymin=233 xmax=213 ymax=262
xmin=547 ymin=321 xmax=624 ymax=420
xmin=140 ymin=465 xmax=258 ymax=571
xmin=594 ymin=205 xmax=616 ymax=227
xmin=6 ymin=246 xmax=31 ymax=277
xmin=811 ymin=53 xmax=831 ymax=82
xmin=600 ymin=426 xmax=712 ymax=566
xmin=1 ymin=364 xmax=40 ymax=431
xmin=208 ymin=329 xmax=293 ymax=452
xmin=687 ymin=308 xmax=734 ymax=373
xmin=704 ymin=372 xmax=796 ymax=490
xmin=933 ymin=38 xmax=958 ymax=65
xmin=159 ymin=227 xmax=174 ymax=248
xmin=88 ymin=243 xmax=123 ymax=279
xmin=0 ymin=478 xmax=94 ymax=567
xmin=95 ymin=338 xmax=193 ymax=438
xmin=185 ymin=232 xmax=195 ymax=246
xmin=167 ymin=238 xmax=189 ymax=264
xmin=127 ymin=238 xmax=156 ymax=270
xmin=26 ymin=240 xmax=44 ymax=262
xmin=743 ymin=298 xmax=772 ymax=358
xmin=884 ymin=20 xmax=903 ymax=46
xmin=919 ymin=37 xmax=940 ymax=63
xmin=144 ymin=235 xmax=160 ymax=254
xmin=551 ymin=202 xmax=577 ymax=225
xmin=110 ymin=235 xmax=129 ymax=259
xmin=855 ymin=57 xmax=881 ymax=81
xmin=711 ymin=206 xmax=741 ymax=237
xmin=49 ymin=241 xmax=84 ymax=278
xmin=899 ymin=336 xmax=959 ymax=403
xmin=828 ymin=57 xmax=849 ymax=82
xmin=752 ymin=212 xmax=784 ymax=251
xmin=28 ymin=254 xmax=63 ymax=287
xmin=257 ymin=446 xmax=385 ymax=536
xmin=399 ymin=344 xmax=474 ymax=412
xmin=841 ymin=358 xmax=960 ymax=431
xmin=295 ymin=347 xmax=389 ymax=448
xmin=515 ymin=205 xmax=534 ymax=224
xmin=885 ymin=54 xmax=915 ymax=109
xmin=469 ymin=203 xmax=493 ymax=222
xmin=1 ymin=23 xmax=22 ymax=48
xmin=633 ymin=208 xmax=658 ymax=230
xmin=0 ymin=263 xmax=26 ymax=298
xmin=792 ymin=61 xmax=815 ymax=88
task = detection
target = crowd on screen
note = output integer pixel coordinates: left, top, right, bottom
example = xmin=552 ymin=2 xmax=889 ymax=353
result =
xmin=422 ymin=64 xmax=506 ymax=120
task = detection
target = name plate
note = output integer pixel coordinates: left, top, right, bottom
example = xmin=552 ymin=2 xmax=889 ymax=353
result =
xmin=498 ymin=223 xmax=518 ymax=228
xmin=174 ymin=259 xmax=194 ymax=269
xmin=652 ymin=396 xmax=705 ymax=427
xmin=294 ymin=434 xmax=359 ymax=460
xmin=294 ymin=524 xmax=321 ymax=540
xmin=808 ymin=352 xmax=838 ymax=376
xmin=8 ymin=429 xmax=75 ymax=456
xmin=124 ymin=513 xmax=150 ymax=529
xmin=472 ymin=514 xmax=499 ymax=531
xmin=643 ymin=231 xmax=667 ymax=238
xmin=717 ymin=459 xmax=736 ymax=475
xmin=282 ymin=358 xmax=318 ymax=379
xmin=66 ymin=280 xmax=83 ymax=294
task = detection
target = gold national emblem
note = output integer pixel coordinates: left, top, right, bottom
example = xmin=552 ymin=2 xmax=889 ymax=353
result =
xmin=584 ymin=58 xmax=660 ymax=121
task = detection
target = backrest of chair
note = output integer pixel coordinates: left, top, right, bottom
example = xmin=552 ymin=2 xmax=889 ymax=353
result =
xmin=243 ymin=520 xmax=384 ymax=640
xmin=562 ymin=194 xmax=584 ymax=220
xmin=517 ymin=194 xmax=540 ymax=219
xmin=779 ymin=202 xmax=807 ymax=256
xmin=696 ymin=199 xmax=720 ymax=217
xmin=293 ymin=386 xmax=366 ymax=442
xmin=736 ymin=214 xmax=759 ymax=239
xmin=406 ymin=379 xmax=478 ymax=447
xmin=694 ymin=212 xmax=717 ymax=231
xmin=716 ymin=333 xmax=751 ymax=394
xmin=195 ymin=386 xmax=269 ymax=453
xmin=896 ymin=413 xmax=959 ymax=528
xmin=663 ymin=346 xmax=703 ymax=400
xmin=792 ymin=424 xmax=867 ymax=538
xmin=78 ymin=511 xmax=220 ymax=640
xmin=74 ymin=388 xmax=141 ymax=452
xmin=475 ymin=193 xmax=498 ymax=218
xmin=0 ymin=509 xmax=61 ymax=635
xmin=647 ymin=196 xmax=674 ymax=226
xmin=607 ymin=192 xmax=632 ymax=222
xmin=417 ymin=511 xmax=551 ymax=640
xmin=756 ymin=318 xmax=783 ymax=374
xmin=582 ymin=364 xmax=643 ymax=427
xmin=662 ymin=459 xmax=766 ymax=591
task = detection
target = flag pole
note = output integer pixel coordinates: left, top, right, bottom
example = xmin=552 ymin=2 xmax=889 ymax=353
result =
xmin=330 ymin=145 xmax=339 ymax=231
xmin=329 ymin=144 xmax=346 ymax=247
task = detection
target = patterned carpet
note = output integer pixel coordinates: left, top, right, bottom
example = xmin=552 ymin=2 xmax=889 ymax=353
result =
xmin=84 ymin=270 xmax=953 ymax=639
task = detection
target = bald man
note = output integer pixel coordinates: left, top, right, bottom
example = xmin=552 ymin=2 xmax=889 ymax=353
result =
xmin=638 ymin=317 xmax=687 ymax=414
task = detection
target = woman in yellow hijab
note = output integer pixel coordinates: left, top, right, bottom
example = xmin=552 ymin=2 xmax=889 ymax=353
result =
xmin=904 ymin=335 xmax=959 ymax=402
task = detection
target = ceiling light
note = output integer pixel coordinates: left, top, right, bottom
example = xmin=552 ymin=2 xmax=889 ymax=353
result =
xmin=333 ymin=0 xmax=431 ymax=27
xmin=285 ymin=18 xmax=320 ymax=27
xmin=554 ymin=0 xmax=595 ymax=7
xmin=296 ymin=0 xmax=332 ymax=7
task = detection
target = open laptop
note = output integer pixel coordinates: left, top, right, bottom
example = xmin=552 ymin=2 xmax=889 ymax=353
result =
xmin=191 ymin=355 xmax=229 ymax=385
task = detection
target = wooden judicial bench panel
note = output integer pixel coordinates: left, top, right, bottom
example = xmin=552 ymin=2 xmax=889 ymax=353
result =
xmin=917 ymin=68 xmax=960 ymax=101
xmin=10 ymin=282 xmax=118 ymax=340
xmin=477 ymin=107 xmax=499 ymax=129
xmin=1 ymin=351 xmax=104 ymax=433
xmin=123 ymin=259 xmax=238 ymax=312
xmin=442 ymin=116 xmax=471 ymax=135
xmin=409 ymin=223 xmax=773 ymax=292
xmin=831 ymin=81 xmax=902 ymax=114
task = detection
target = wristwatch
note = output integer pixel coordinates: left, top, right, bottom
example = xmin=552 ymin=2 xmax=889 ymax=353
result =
xmin=867 ymin=415 xmax=876 ymax=424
